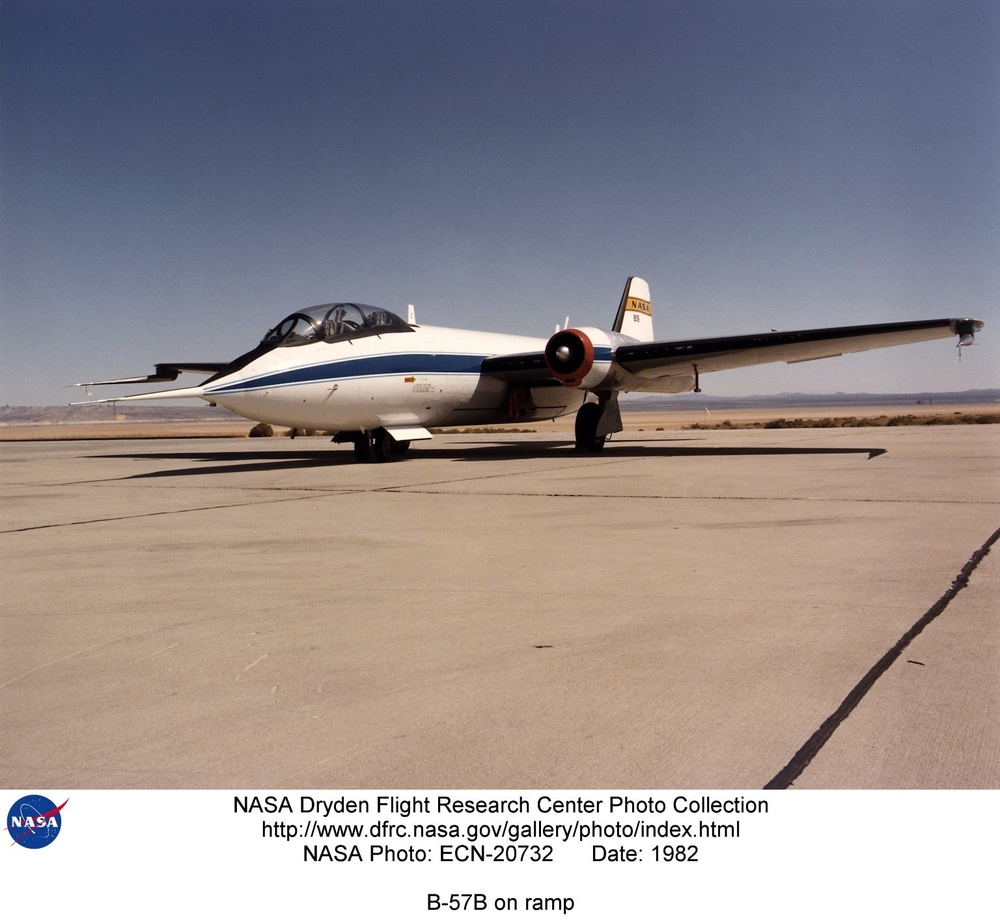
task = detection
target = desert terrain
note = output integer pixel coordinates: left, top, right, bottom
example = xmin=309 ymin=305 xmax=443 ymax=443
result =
xmin=1 ymin=393 xmax=996 ymax=441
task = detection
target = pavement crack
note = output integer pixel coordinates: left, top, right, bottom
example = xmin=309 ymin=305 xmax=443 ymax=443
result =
xmin=764 ymin=524 xmax=1000 ymax=790
xmin=0 ymin=491 xmax=349 ymax=533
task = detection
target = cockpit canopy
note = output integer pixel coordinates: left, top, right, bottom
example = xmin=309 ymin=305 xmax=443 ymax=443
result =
xmin=262 ymin=303 xmax=411 ymax=347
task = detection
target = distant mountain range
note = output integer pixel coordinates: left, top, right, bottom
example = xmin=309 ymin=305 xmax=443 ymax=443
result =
xmin=2 ymin=390 xmax=996 ymax=424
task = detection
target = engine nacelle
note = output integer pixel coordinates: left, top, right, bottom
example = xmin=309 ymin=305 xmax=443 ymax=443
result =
xmin=545 ymin=327 xmax=632 ymax=389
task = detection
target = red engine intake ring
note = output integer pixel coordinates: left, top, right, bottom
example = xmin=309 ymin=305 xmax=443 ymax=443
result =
xmin=544 ymin=329 xmax=595 ymax=388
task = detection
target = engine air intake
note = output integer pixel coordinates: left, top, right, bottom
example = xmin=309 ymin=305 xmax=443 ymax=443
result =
xmin=545 ymin=329 xmax=595 ymax=387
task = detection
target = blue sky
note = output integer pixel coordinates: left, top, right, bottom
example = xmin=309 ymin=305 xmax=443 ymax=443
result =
xmin=2 ymin=0 xmax=997 ymax=406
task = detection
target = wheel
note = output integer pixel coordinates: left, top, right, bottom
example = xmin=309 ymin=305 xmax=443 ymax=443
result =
xmin=574 ymin=402 xmax=607 ymax=452
xmin=391 ymin=439 xmax=411 ymax=455
xmin=353 ymin=435 xmax=372 ymax=462
xmin=372 ymin=428 xmax=394 ymax=462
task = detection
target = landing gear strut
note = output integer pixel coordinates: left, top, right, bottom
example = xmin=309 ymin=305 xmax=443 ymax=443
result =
xmin=353 ymin=434 xmax=373 ymax=462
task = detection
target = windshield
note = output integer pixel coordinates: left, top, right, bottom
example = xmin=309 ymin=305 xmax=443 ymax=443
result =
xmin=262 ymin=303 xmax=411 ymax=346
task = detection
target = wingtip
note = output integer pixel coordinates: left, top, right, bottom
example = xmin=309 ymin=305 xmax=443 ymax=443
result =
xmin=952 ymin=318 xmax=984 ymax=347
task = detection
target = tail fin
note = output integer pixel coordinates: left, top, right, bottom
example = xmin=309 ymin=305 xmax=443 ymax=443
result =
xmin=612 ymin=276 xmax=654 ymax=342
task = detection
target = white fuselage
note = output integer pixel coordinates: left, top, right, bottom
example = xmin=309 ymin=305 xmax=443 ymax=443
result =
xmin=201 ymin=324 xmax=584 ymax=432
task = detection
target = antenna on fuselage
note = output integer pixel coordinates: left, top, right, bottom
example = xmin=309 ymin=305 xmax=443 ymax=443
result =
xmin=407 ymin=304 xmax=416 ymax=325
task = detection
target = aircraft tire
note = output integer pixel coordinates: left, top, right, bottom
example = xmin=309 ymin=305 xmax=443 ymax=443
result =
xmin=372 ymin=428 xmax=394 ymax=462
xmin=575 ymin=402 xmax=607 ymax=452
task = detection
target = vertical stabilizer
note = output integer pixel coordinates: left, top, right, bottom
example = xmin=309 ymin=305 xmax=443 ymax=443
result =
xmin=612 ymin=276 xmax=654 ymax=342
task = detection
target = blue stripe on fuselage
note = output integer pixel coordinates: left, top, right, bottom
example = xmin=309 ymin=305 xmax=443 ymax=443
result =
xmin=204 ymin=352 xmax=491 ymax=395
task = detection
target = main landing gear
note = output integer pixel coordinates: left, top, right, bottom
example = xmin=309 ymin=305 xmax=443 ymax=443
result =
xmin=574 ymin=402 xmax=607 ymax=452
xmin=350 ymin=428 xmax=411 ymax=463
xmin=574 ymin=393 xmax=622 ymax=453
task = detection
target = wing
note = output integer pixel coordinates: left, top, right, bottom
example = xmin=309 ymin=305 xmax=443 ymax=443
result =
xmin=74 ymin=362 xmax=228 ymax=387
xmin=615 ymin=318 xmax=982 ymax=383
xmin=480 ymin=350 xmax=557 ymax=384
xmin=482 ymin=318 xmax=983 ymax=391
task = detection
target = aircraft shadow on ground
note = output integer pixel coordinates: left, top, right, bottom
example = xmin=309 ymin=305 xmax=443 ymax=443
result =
xmin=101 ymin=441 xmax=887 ymax=478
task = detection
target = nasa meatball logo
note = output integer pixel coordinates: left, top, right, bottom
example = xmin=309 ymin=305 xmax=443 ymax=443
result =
xmin=6 ymin=795 xmax=68 ymax=849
